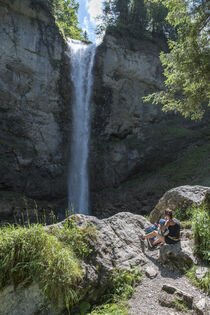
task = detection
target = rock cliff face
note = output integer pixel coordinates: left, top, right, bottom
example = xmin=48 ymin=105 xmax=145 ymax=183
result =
xmin=0 ymin=0 xmax=71 ymax=208
xmin=90 ymin=33 xmax=210 ymax=217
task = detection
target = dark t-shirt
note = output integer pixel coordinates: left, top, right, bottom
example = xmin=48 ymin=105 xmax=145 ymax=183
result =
xmin=165 ymin=219 xmax=180 ymax=244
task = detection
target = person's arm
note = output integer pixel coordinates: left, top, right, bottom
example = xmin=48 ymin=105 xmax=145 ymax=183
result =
xmin=160 ymin=220 xmax=170 ymax=231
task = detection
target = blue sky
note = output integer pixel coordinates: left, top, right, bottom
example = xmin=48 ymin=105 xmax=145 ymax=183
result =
xmin=77 ymin=0 xmax=103 ymax=43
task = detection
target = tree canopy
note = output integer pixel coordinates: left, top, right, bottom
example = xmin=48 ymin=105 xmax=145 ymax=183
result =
xmin=50 ymin=0 xmax=89 ymax=42
xmin=97 ymin=0 xmax=175 ymax=39
xmin=143 ymin=0 xmax=210 ymax=120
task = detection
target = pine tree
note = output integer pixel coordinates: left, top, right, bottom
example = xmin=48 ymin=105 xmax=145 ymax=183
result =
xmin=144 ymin=0 xmax=210 ymax=120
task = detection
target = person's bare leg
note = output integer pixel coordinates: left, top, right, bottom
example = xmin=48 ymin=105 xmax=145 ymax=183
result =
xmin=152 ymin=234 xmax=165 ymax=245
xmin=143 ymin=230 xmax=158 ymax=239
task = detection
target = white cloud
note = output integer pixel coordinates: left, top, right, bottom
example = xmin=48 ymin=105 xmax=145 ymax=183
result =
xmin=86 ymin=0 xmax=103 ymax=24
xmin=83 ymin=16 xmax=90 ymax=32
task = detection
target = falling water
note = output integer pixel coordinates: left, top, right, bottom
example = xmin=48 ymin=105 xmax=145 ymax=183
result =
xmin=67 ymin=39 xmax=96 ymax=215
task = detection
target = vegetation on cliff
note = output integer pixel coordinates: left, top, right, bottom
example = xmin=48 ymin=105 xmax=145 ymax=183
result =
xmin=97 ymin=0 xmax=175 ymax=39
xmin=144 ymin=0 xmax=210 ymax=120
xmin=0 ymin=220 xmax=96 ymax=310
xmin=175 ymin=203 xmax=210 ymax=263
xmin=49 ymin=0 xmax=89 ymax=41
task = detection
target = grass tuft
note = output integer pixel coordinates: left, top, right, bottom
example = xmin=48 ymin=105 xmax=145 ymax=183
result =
xmin=0 ymin=223 xmax=86 ymax=310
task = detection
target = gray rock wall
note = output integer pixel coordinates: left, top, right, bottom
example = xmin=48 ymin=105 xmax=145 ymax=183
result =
xmin=90 ymin=33 xmax=210 ymax=217
xmin=0 ymin=0 xmax=71 ymax=202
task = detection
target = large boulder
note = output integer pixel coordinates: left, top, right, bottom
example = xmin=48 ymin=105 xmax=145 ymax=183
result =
xmin=150 ymin=185 xmax=210 ymax=223
xmin=0 ymin=212 xmax=150 ymax=315
xmin=159 ymin=241 xmax=196 ymax=273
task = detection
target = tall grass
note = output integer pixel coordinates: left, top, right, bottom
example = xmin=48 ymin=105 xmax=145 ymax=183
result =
xmin=191 ymin=204 xmax=210 ymax=262
xmin=0 ymin=223 xmax=86 ymax=311
xmin=175 ymin=203 xmax=210 ymax=263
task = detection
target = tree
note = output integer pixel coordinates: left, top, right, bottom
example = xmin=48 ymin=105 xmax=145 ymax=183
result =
xmin=51 ymin=0 xmax=83 ymax=40
xmin=130 ymin=0 xmax=147 ymax=35
xmin=115 ymin=0 xmax=130 ymax=25
xmin=97 ymin=0 xmax=175 ymax=39
xmin=144 ymin=0 xmax=210 ymax=120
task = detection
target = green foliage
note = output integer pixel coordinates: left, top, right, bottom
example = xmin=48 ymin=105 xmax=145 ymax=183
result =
xmin=89 ymin=267 xmax=142 ymax=315
xmin=50 ymin=218 xmax=97 ymax=258
xmin=97 ymin=0 xmax=174 ymax=39
xmin=173 ymin=298 xmax=190 ymax=312
xmin=191 ymin=204 xmax=210 ymax=262
xmin=175 ymin=204 xmax=209 ymax=261
xmin=158 ymin=143 xmax=210 ymax=185
xmin=186 ymin=265 xmax=210 ymax=295
xmin=0 ymin=224 xmax=83 ymax=309
xmin=111 ymin=267 xmax=142 ymax=299
xmin=144 ymin=0 xmax=210 ymax=119
xmin=89 ymin=301 xmax=129 ymax=315
xmin=49 ymin=0 xmax=88 ymax=41
xmin=175 ymin=207 xmax=192 ymax=222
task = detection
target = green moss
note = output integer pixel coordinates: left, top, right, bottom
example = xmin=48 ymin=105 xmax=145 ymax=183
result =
xmin=151 ymin=122 xmax=199 ymax=140
xmin=158 ymin=143 xmax=210 ymax=185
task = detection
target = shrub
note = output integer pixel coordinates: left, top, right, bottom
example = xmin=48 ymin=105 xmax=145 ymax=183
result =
xmin=50 ymin=218 xmax=97 ymax=258
xmin=111 ymin=267 xmax=142 ymax=300
xmin=0 ymin=224 xmax=83 ymax=310
xmin=89 ymin=267 xmax=142 ymax=315
xmin=191 ymin=204 xmax=210 ymax=262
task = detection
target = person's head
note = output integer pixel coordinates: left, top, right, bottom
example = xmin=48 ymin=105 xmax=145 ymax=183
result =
xmin=164 ymin=209 xmax=173 ymax=221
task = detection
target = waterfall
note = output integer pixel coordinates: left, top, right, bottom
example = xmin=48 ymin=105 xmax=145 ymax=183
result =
xmin=67 ymin=39 xmax=96 ymax=215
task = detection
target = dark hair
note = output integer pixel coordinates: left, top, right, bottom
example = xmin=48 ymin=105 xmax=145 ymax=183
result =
xmin=165 ymin=209 xmax=173 ymax=220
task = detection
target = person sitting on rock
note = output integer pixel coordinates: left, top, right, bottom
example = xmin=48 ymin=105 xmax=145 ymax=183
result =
xmin=140 ymin=209 xmax=180 ymax=247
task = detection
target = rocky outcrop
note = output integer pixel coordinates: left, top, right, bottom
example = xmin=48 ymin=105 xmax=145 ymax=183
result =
xmin=0 ymin=0 xmax=71 ymax=210
xmin=0 ymin=212 xmax=150 ymax=314
xmin=90 ymin=32 xmax=210 ymax=218
xmin=159 ymin=241 xmax=196 ymax=273
xmin=1 ymin=211 xmax=208 ymax=314
xmin=150 ymin=185 xmax=210 ymax=223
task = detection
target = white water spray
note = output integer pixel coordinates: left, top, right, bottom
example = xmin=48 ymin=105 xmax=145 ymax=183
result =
xmin=67 ymin=39 xmax=96 ymax=215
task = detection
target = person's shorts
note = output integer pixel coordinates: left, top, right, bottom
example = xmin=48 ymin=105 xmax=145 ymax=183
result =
xmin=165 ymin=236 xmax=180 ymax=245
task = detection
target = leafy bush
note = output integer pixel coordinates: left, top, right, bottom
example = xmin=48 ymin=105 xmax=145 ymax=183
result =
xmin=111 ymin=267 xmax=142 ymax=300
xmin=89 ymin=267 xmax=142 ymax=315
xmin=191 ymin=204 xmax=210 ymax=262
xmin=175 ymin=207 xmax=192 ymax=222
xmin=0 ymin=224 xmax=83 ymax=310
